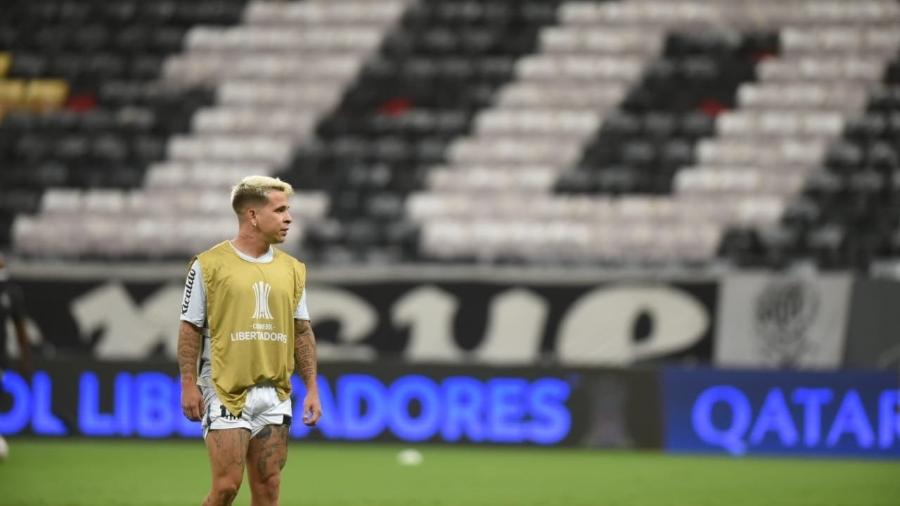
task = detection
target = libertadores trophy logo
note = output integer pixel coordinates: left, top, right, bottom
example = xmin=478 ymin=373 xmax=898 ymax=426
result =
xmin=252 ymin=281 xmax=274 ymax=320
xmin=754 ymin=278 xmax=820 ymax=367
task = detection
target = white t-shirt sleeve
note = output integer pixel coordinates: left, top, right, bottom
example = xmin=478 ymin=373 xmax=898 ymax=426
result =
xmin=295 ymin=289 xmax=310 ymax=320
xmin=180 ymin=260 xmax=207 ymax=327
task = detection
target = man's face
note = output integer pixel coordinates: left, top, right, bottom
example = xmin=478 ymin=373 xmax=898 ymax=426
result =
xmin=252 ymin=190 xmax=292 ymax=244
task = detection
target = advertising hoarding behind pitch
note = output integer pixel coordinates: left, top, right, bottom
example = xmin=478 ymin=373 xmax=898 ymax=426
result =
xmin=663 ymin=367 xmax=900 ymax=459
xmin=4 ymin=360 xmax=899 ymax=458
xmin=0 ymin=360 xmax=662 ymax=449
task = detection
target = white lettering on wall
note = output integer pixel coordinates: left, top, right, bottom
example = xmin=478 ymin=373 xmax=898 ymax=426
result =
xmin=71 ymin=283 xmax=182 ymax=359
xmin=557 ymin=285 xmax=709 ymax=365
xmin=395 ymin=285 xmax=461 ymax=362
xmin=474 ymin=288 xmax=546 ymax=364
xmin=68 ymin=281 xmax=711 ymax=365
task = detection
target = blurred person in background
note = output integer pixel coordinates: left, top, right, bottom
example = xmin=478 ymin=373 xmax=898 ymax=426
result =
xmin=0 ymin=252 xmax=34 ymax=457
xmin=178 ymin=175 xmax=322 ymax=506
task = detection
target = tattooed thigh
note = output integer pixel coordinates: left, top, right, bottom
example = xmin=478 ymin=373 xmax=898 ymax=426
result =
xmin=206 ymin=429 xmax=250 ymax=477
xmin=249 ymin=425 xmax=289 ymax=478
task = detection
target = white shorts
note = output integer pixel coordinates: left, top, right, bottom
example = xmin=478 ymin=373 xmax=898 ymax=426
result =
xmin=201 ymin=382 xmax=292 ymax=439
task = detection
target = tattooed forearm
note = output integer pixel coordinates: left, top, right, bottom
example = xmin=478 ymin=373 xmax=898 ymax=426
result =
xmin=178 ymin=321 xmax=203 ymax=383
xmin=294 ymin=319 xmax=317 ymax=389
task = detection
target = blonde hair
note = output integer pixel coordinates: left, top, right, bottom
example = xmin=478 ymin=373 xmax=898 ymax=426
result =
xmin=230 ymin=175 xmax=294 ymax=214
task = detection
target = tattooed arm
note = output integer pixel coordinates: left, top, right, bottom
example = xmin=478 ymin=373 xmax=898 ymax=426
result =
xmin=12 ymin=316 xmax=33 ymax=377
xmin=294 ymin=319 xmax=321 ymax=426
xmin=178 ymin=321 xmax=205 ymax=421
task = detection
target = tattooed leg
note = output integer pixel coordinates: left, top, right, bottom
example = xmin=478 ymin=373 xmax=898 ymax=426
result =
xmin=204 ymin=429 xmax=250 ymax=506
xmin=246 ymin=425 xmax=289 ymax=506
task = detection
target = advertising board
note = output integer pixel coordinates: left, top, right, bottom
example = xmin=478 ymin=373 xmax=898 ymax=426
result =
xmin=663 ymin=367 xmax=900 ymax=458
xmin=0 ymin=361 xmax=662 ymax=448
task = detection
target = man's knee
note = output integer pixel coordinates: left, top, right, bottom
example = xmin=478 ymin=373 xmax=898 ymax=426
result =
xmin=209 ymin=476 xmax=242 ymax=504
xmin=253 ymin=472 xmax=281 ymax=500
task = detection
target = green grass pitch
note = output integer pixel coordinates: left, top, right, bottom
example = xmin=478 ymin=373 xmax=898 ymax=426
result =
xmin=1 ymin=438 xmax=898 ymax=505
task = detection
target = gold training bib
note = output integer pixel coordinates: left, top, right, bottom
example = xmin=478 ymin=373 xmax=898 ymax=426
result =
xmin=196 ymin=241 xmax=306 ymax=416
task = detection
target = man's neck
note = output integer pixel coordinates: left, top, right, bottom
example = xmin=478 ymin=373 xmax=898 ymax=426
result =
xmin=231 ymin=232 xmax=270 ymax=258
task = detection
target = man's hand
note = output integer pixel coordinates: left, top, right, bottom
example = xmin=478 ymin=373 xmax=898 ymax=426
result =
xmin=302 ymin=390 xmax=322 ymax=426
xmin=181 ymin=381 xmax=205 ymax=421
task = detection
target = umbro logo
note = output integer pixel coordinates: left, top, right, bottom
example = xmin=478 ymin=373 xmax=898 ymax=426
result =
xmin=181 ymin=268 xmax=196 ymax=315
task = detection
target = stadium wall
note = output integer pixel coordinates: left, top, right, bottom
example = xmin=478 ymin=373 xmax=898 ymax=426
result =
xmin=6 ymin=267 xmax=899 ymax=370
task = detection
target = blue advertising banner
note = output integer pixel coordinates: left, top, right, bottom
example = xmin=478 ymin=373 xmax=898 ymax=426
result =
xmin=663 ymin=368 xmax=900 ymax=459
xmin=0 ymin=360 xmax=663 ymax=448
xmin=0 ymin=369 xmax=571 ymax=444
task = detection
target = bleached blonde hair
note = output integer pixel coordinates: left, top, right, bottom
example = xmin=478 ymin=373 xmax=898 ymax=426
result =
xmin=230 ymin=175 xmax=294 ymax=214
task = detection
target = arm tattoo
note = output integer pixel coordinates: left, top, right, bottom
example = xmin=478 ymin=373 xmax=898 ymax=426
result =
xmin=13 ymin=319 xmax=33 ymax=362
xmin=177 ymin=321 xmax=203 ymax=383
xmin=294 ymin=319 xmax=318 ymax=389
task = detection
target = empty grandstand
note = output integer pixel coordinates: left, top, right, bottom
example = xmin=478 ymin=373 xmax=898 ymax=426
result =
xmin=0 ymin=0 xmax=895 ymax=271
